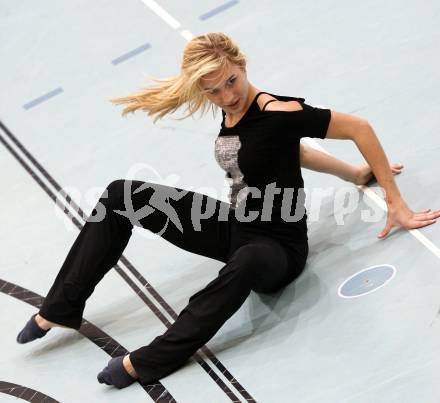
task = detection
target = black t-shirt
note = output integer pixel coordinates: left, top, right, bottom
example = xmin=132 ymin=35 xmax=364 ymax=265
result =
xmin=214 ymin=91 xmax=331 ymax=250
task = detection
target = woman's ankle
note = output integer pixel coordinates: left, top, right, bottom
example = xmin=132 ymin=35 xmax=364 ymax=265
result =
xmin=35 ymin=313 xmax=68 ymax=330
xmin=35 ymin=314 xmax=52 ymax=330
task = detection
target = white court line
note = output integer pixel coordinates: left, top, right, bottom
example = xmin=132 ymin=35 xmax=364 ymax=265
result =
xmin=180 ymin=29 xmax=194 ymax=40
xmin=302 ymin=136 xmax=440 ymax=259
xmin=140 ymin=0 xmax=181 ymax=29
xmin=140 ymin=0 xmax=194 ymax=41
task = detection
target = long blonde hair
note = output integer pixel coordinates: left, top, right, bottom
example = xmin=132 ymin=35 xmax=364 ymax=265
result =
xmin=110 ymin=32 xmax=247 ymax=122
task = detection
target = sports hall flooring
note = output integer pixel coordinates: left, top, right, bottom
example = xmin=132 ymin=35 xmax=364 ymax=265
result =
xmin=1 ymin=1 xmax=440 ymax=401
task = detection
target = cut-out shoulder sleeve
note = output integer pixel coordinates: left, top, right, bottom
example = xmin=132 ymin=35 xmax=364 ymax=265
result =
xmin=262 ymin=99 xmax=277 ymax=111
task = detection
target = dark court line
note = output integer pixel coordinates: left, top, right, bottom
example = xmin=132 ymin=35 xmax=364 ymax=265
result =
xmin=111 ymin=43 xmax=152 ymax=65
xmin=0 ymin=381 xmax=60 ymax=403
xmin=23 ymin=87 xmax=64 ymax=110
xmin=199 ymin=0 xmax=239 ymax=21
xmin=0 ymin=121 xmax=252 ymax=402
xmin=0 ymin=279 xmax=176 ymax=401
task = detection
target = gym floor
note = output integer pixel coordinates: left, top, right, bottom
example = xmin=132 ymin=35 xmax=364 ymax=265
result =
xmin=1 ymin=1 xmax=440 ymax=402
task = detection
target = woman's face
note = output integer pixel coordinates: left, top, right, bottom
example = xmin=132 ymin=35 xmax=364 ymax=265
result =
xmin=200 ymin=63 xmax=249 ymax=114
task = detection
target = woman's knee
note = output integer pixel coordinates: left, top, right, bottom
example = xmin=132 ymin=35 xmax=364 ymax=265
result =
xmin=229 ymin=241 xmax=290 ymax=291
xmin=230 ymin=243 xmax=264 ymax=267
xmin=105 ymin=179 xmax=127 ymax=203
xmin=232 ymin=241 xmax=284 ymax=265
xmin=228 ymin=243 xmax=275 ymax=277
xmin=102 ymin=179 xmax=150 ymax=212
xmin=86 ymin=179 xmax=126 ymax=222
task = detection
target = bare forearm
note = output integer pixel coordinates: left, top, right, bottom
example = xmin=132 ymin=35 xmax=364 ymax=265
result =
xmin=300 ymin=143 xmax=358 ymax=183
xmin=353 ymin=126 xmax=401 ymax=201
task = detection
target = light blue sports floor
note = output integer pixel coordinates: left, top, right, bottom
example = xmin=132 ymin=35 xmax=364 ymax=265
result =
xmin=1 ymin=1 xmax=440 ymax=402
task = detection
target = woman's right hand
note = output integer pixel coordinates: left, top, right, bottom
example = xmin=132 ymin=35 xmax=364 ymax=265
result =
xmin=354 ymin=163 xmax=403 ymax=186
xmin=378 ymin=197 xmax=440 ymax=238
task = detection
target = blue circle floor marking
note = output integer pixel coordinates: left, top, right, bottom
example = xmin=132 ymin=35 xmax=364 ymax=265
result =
xmin=338 ymin=264 xmax=396 ymax=299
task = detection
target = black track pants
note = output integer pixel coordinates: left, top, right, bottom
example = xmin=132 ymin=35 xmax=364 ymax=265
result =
xmin=39 ymin=179 xmax=308 ymax=384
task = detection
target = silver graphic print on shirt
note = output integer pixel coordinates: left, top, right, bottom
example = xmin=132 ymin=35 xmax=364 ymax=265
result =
xmin=214 ymin=136 xmax=249 ymax=209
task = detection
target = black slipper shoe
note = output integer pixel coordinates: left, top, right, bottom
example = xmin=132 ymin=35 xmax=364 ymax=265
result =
xmin=16 ymin=314 xmax=50 ymax=344
xmin=97 ymin=355 xmax=137 ymax=389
